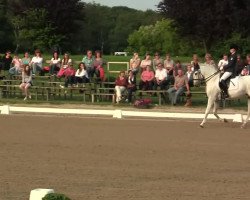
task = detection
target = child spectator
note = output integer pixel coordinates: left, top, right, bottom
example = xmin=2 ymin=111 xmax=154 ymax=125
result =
xmin=9 ymin=54 xmax=22 ymax=75
xmin=185 ymin=64 xmax=194 ymax=87
xmin=30 ymin=49 xmax=43 ymax=75
xmin=129 ymin=52 xmax=141 ymax=75
xmin=126 ymin=70 xmax=136 ymax=103
xmin=19 ymin=65 xmax=32 ymax=100
xmin=115 ymin=71 xmax=127 ymax=103
xmin=75 ymin=62 xmax=89 ymax=85
xmin=140 ymin=53 xmax=152 ymax=73
xmin=60 ymin=63 xmax=76 ymax=88
xmin=139 ymin=65 xmax=155 ymax=90
xmin=154 ymin=63 xmax=168 ymax=90
xmin=49 ymin=51 xmax=61 ymax=75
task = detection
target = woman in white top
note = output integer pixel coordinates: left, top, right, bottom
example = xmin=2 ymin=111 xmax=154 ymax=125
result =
xmin=20 ymin=65 xmax=32 ymax=100
xmin=49 ymin=51 xmax=61 ymax=75
xmin=140 ymin=53 xmax=152 ymax=73
xmin=218 ymin=54 xmax=228 ymax=74
xmin=129 ymin=52 xmax=140 ymax=75
xmin=75 ymin=62 xmax=89 ymax=84
xmin=30 ymin=49 xmax=43 ymax=75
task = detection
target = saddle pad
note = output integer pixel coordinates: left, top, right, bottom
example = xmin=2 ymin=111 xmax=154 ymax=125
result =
xmin=228 ymin=76 xmax=240 ymax=91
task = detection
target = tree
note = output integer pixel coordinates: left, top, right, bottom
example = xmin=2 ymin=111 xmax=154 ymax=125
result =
xmin=158 ymin=0 xmax=250 ymax=52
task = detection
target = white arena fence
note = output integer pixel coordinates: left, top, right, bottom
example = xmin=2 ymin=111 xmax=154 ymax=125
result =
xmin=0 ymin=105 xmax=246 ymax=123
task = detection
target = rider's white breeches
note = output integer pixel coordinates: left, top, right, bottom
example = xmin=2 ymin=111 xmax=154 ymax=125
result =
xmin=220 ymin=72 xmax=232 ymax=81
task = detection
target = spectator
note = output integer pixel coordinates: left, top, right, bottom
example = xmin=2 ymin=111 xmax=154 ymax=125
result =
xmin=167 ymin=69 xmax=190 ymax=106
xmin=9 ymin=54 xmax=22 ymax=76
xmin=191 ymin=54 xmax=200 ymax=71
xmin=140 ymin=53 xmax=152 ymax=73
xmin=115 ymin=71 xmax=127 ymax=103
xmin=129 ymin=52 xmax=141 ymax=75
xmin=139 ymin=65 xmax=155 ymax=90
xmin=126 ymin=70 xmax=136 ymax=103
xmin=94 ymin=50 xmax=105 ymax=81
xmin=218 ymin=54 xmax=228 ymax=70
xmin=185 ymin=64 xmax=194 ymax=87
xmin=204 ymin=53 xmax=216 ymax=67
xmin=49 ymin=51 xmax=61 ymax=75
xmin=21 ymin=52 xmax=31 ymax=65
xmin=241 ymin=66 xmax=249 ymax=76
xmin=82 ymin=50 xmax=95 ymax=80
xmin=98 ymin=65 xmax=105 ymax=82
xmin=60 ymin=63 xmax=76 ymax=88
xmin=75 ymin=62 xmax=89 ymax=85
xmin=30 ymin=49 xmax=43 ymax=75
xmin=57 ymin=53 xmax=72 ymax=78
xmin=0 ymin=50 xmax=12 ymax=74
xmin=245 ymin=54 xmax=250 ymax=72
xmin=19 ymin=65 xmax=32 ymax=100
xmin=154 ymin=63 xmax=168 ymax=90
xmin=164 ymin=53 xmax=174 ymax=74
xmin=235 ymin=54 xmax=245 ymax=76
xmin=152 ymin=52 xmax=163 ymax=70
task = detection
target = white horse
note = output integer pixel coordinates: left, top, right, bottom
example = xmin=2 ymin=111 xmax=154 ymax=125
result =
xmin=193 ymin=64 xmax=250 ymax=128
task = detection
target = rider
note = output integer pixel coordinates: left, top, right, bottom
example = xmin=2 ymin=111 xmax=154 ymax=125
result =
xmin=219 ymin=44 xmax=238 ymax=98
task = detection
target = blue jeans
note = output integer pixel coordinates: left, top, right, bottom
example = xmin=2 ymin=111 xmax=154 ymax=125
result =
xmin=167 ymin=86 xmax=186 ymax=105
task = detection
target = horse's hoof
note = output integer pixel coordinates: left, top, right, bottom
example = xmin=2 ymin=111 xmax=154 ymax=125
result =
xmin=241 ymin=124 xmax=246 ymax=129
xmin=224 ymin=118 xmax=228 ymax=123
xmin=200 ymin=124 xmax=204 ymax=128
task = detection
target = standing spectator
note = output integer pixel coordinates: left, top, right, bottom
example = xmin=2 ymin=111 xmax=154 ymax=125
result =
xmin=57 ymin=53 xmax=72 ymax=78
xmin=126 ymin=70 xmax=136 ymax=103
xmin=152 ymin=52 xmax=163 ymax=70
xmin=94 ymin=50 xmax=105 ymax=80
xmin=167 ymin=69 xmax=190 ymax=106
xmin=0 ymin=50 xmax=12 ymax=74
xmin=21 ymin=52 xmax=31 ymax=65
xmin=49 ymin=51 xmax=61 ymax=75
xmin=154 ymin=63 xmax=168 ymax=90
xmin=82 ymin=50 xmax=95 ymax=80
xmin=9 ymin=54 xmax=22 ymax=76
xmin=115 ymin=71 xmax=127 ymax=103
xmin=140 ymin=53 xmax=152 ymax=73
xmin=139 ymin=65 xmax=155 ymax=90
xmin=129 ymin=52 xmax=141 ymax=75
xmin=75 ymin=62 xmax=89 ymax=85
xmin=19 ymin=65 xmax=32 ymax=100
xmin=191 ymin=54 xmax=200 ymax=71
xmin=30 ymin=49 xmax=43 ymax=75
xmin=185 ymin=64 xmax=194 ymax=87
xmin=60 ymin=63 xmax=76 ymax=88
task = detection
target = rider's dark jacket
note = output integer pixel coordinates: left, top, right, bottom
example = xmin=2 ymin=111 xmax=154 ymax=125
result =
xmin=223 ymin=52 xmax=237 ymax=76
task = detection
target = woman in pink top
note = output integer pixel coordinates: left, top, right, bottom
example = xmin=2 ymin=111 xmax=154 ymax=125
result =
xmin=139 ymin=65 xmax=155 ymax=90
xmin=60 ymin=63 xmax=76 ymax=88
xmin=140 ymin=53 xmax=152 ymax=73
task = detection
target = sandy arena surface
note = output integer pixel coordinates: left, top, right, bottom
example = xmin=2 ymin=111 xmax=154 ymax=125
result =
xmin=0 ymin=114 xmax=250 ymax=200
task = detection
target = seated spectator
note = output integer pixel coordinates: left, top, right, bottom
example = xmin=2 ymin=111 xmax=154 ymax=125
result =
xmin=240 ymin=54 xmax=250 ymax=76
xmin=191 ymin=54 xmax=200 ymax=71
xmin=154 ymin=63 xmax=168 ymax=90
xmin=30 ymin=49 xmax=43 ymax=75
xmin=49 ymin=51 xmax=61 ymax=75
xmin=139 ymin=65 xmax=155 ymax=90
xmin=115 ymin=71 xmax=127 ymax=103
xmin=19 ymin=65 xmax=32 ymax=100
xmin=152 ymin=52 xmax=163 ymax=70
xmin=75 ymin=62 xmax=89 ymax=85
xmin=126 ymin=70 xmax=136 ymax=103
xmin=9 ymin=54 xmax=22 ymax=76
xmin=204 ymin=53 xmax=216 ymax=67
xmin=241 ymin=66 xmax=249 ymax=76
xmin=167 ymin=69 xmax=190 ymax=106
xmin=140 ymin=53 xmax=152 ymax=73
xmin=21 ymin=52 xmax=31 ymax=65
xmin=129 ymin=52 xmax=141 ymax=75
xmin=218 ymin=54 xmax=228 ymax=72
xmin=185 ymin=64 xmax=194 ymax=87
xmin=82 ymin=50 xmax=95 ymax=80
xmin=57 ymin=53 xmax=72 ymax=78
xmin=0 ymin=50 xmax=12 ymax=74
xmin=164 ymin=53 xmax=174 ymax=74
xmin=60 ymin=63 xmax=76 ymax=88
xmin=235 ymin=54 xmax=245 ymax=76
xmin=94 ymin=50 xmax=105 ymax=81
xmin=245 ymin=54 xmax=250 ymax=72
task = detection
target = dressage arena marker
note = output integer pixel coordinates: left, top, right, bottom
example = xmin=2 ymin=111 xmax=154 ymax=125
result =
xmin=0 ymin=105 xmax=246 ymax=123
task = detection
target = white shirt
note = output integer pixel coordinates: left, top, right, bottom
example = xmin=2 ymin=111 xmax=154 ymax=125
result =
xmin=155 ymin=68 xmax=167 ymax=80
xmin=75 ymin=69 xmax=88 ymax=78
xmin=31 ymin=56 xmax=43 ymax=68
xmin=51 ymin=58 xmax=61 ymax=64
xmin=218 ymin=59 xmax=228 ymax=68
xmin=186 ymin=71 xmax=192 ymax=80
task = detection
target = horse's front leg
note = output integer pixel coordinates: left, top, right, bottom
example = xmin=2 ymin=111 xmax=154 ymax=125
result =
xmin=200 ymin=97 xmax=215 ymax=128
xmin=241 ymin=98 xmax=250 ymax=129
xmin=213 ymin=100 xmax=228 ymax=123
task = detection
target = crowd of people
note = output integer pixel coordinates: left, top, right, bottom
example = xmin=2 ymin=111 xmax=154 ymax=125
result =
xmin=0 ymin=48 xmax=249 ymax=104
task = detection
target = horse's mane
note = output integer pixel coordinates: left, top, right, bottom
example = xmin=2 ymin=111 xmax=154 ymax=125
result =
xmin=199 ymin=63 xmax=218 ymax=78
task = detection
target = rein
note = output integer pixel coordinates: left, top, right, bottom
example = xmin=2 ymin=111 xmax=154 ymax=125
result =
xmin=193 ymin=70 xmax=221 ymax=84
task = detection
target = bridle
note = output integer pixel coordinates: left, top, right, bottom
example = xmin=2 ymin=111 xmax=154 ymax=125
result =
xmin=193 ymin=70 xmax=221 ymax=84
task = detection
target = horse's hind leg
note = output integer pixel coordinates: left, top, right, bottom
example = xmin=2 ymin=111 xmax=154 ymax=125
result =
xmin=241 ymin=98 xmax=250 ymax=129
xmin=213 ymin=101 xmax=228 ymax=123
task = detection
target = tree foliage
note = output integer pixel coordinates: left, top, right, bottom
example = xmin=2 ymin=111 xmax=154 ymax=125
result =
xmin=158 ymin=0 xmax=250 ymax=52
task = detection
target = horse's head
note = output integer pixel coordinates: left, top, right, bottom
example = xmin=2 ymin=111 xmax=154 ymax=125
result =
xmin=192 ymin=70 xmax=203 ymax=87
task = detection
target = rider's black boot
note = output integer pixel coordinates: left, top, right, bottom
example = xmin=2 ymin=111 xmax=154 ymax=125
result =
xmin=219 ymin=80 xmax=229 ymax=99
